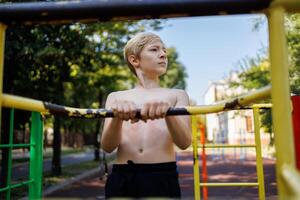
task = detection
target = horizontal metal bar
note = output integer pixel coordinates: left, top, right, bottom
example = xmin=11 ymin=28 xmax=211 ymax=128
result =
xmin=0 ymin=144 xmax=33 ymax=148
xmin=238 ymin=103 xmax=272 ymax=110
xmin=252 ymin=103 xmax=272 ymax=109
xmin=186 ymin=85 xmax=271 ymax=114
xmin=0 ymin=179 xmax=34 ymax=192
xmin=199 ymin=182 xmax=259 ymax=187
xmin=0 ymin=187 xmax=9 ymax=193
xmin=271 ymin=0 xmax=300 ymax=13
xmin=2 ymin=85 xmax=271 ymax=118
xmin=198 ymin=144 xmax=256 ymax=148
xmin=0 ymin=0 xmax=272 ymax=25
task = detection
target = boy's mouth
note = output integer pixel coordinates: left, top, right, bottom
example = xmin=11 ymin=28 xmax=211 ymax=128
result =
xmin=158 ymin=62 xmax=167 ymax=65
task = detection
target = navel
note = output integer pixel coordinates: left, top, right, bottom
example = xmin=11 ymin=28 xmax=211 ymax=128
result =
xmin=139 ymin=148 xmax=144 ymax=153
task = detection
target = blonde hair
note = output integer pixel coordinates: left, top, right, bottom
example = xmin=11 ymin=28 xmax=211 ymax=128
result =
xmin=124 ymin=32 xmax=163 ymax=76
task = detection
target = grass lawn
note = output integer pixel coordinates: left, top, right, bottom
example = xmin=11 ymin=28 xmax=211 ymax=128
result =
xmin=43 ymin=160 xmax=100 ymax=187
xmin=0 ymin=146 xmax=89 ymax=166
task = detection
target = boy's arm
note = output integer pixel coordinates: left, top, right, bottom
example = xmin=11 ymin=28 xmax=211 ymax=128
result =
xmin=165 ymin=90 xmax=192 ymax=150
xmin=100 ymin=93 xmax=123 ymax=153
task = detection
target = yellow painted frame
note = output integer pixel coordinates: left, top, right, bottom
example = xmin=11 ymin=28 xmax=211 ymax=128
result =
xmin=0 ymin=0 xmax=300 ymax=199
xmin=268 ymin=1 xmax=300 ymax=199
xmin=192 ymin=105 xmax=268 ymax=200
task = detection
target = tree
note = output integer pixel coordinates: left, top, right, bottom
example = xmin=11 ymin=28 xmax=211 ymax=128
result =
xmin=229 ymin=14 xmax=300 ymax=146
xmin=229 ymin=57 xmax=273 ymax=144
xmin=287 ymin=14 xmax=300 ymax=94
xmin=161 ymin=47 xmax=187 ymax=89
xmin=65 ymin=22 xmax=187 ymax=161
xmin=4 ymin=23 xmax=91 ymax=175
xmin=3 ymin=19 xmax=187 ymax=176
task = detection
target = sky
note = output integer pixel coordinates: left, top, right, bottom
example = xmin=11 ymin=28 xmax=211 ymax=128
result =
xmin=153 ymin=14 xmax=269 ymax=104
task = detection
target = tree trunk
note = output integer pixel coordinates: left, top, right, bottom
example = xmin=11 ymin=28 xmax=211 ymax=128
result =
xmin=94 ymin=142 xmax=100 ymax=161
xmin=94 ymin=120 xmax=101 ymax=161
xmin=1 ymin=38 xmax=14 ymax=196
xmin=94 ymin=116 xmax=106 ymax=161
xmin=52 ymin=116 xmax=62 ymax=176
xmin=94 ymin=93 xmax=106 ymax=161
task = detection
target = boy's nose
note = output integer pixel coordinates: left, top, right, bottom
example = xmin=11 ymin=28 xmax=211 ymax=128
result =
xmin=159 ymin=50 xmax=166 ymax=58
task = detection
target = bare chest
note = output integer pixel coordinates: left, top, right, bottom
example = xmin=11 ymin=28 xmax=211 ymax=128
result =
xmin=119 ymin=89 xmax=177 ymax=108
xmin=117 ymin=89 xmax=177 ymax=148
xmin=121 ymin=119 xmax=171 ymax=149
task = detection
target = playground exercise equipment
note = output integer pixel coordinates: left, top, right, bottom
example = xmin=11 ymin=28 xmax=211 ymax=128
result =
xmin=0 ymin=110 xmax=43 ymax=199
xmin=0 ymin=0 xmax=299 ymax=199
xmin=1 ymin=87 xmax=271 ymax=199
xmin=2 ymin=86 xmax=270 ymax=118
xmin=192 ymin=104 xmax=272 ymax=200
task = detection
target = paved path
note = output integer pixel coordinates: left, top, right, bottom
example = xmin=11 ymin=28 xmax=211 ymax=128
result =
xmin=10 ymin=150 xmax=95 ymax=181
xmin=45 ymin=151 xmax=277 ymax=200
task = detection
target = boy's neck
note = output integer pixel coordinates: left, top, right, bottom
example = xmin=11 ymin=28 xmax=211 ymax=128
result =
xmin=136 ymin=78 xmax=160 ymax=89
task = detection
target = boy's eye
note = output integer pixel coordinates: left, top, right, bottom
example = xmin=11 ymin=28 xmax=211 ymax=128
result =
xmin=150 ymin=48 xmax=157 ymax=51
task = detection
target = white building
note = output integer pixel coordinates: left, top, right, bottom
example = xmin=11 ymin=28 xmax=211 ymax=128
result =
xmin=204 ymin=72 xmax=254 ymax=144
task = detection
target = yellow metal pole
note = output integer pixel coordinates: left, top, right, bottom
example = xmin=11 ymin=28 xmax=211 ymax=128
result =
xmin=198 ymin=144 xmax=256 ymax=148
xmin=267 ymin=6 xmax=296 ymax=199
xmin=192 ymin=115 xmax=201 ymax=200
xmin=187 ymin=86 xmax=271 ymax=114
xmin=253 ymin=107 xmax=265 ymax=200
xmin=281 ymin=164 xmax=300 ymax=198
xmin=199 ymin=182 xmax=259 ymax=187
xmin=0 ymin=23 xmax=7 ymax=136
xmin=2 ymin=86 xmax=271 ymax=116
xmin=271 ymin=0 xmax=300 ymax=13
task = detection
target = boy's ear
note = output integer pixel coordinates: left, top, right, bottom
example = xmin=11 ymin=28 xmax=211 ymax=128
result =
xmin=128 ymin=55 xmax=139 ymax=68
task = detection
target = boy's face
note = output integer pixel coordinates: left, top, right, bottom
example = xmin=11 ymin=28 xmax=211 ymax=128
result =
xmin=136 ymin=40 xmax=168 ymax=77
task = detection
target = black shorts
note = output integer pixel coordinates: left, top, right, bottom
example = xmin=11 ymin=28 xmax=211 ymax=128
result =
xmin=105 ymin=160 xmax=181 ymax=199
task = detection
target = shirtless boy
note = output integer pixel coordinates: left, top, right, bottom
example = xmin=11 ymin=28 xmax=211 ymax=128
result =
xmin=101 ymin=32 xmax=191 ymax=199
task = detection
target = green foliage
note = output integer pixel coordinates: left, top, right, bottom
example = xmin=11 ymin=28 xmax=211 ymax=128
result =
xmin=4 ymin=19 xmax=187 ymax=135
xmin=229 ymin=57 xmax=273 ymax=144
xmin=250 ymin=13 xmax=300 ymax=95
xmin=231 ymin=58 xmax=270 ymax=90
xmin=229 ymin=14 xmax=300 ymax=146
xmin=3 ymin=16 xmax=188 ymax=174
xmin=287 ymin=14 xmax=300 ymax=94
xmin=160 ymin=47 xmax=187 ymax=89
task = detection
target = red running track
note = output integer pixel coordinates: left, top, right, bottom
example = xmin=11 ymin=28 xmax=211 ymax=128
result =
xmin=45 ymin=151 xmax=277 ymax=200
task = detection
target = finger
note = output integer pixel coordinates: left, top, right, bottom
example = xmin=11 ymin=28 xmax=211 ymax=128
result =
xmin=111 ymin=105 xmax=118 ymax=118
xmin=131 ymin=118 xmax=139 ymax=124
xmin=161 ymin=103 xmax=170 ymax=117
xmin=117 ymin=104 xmax=124 ymax=119
xmin=148 ymin=102 xmax=158 ymax=120
xmin=129 ymin=102 xmax=137 ymax=119
xmin=123 ymin=103 xmax=130 ymax=120
xmin=113 ymin=110 xmax=118 ymax=118
xmin=141 ymin=103 xmax=149 ymax=120
xmin=113 ymin=107 xmax=121 ymax=118
xmin=156 ymin=102 xmax=163 ymax=118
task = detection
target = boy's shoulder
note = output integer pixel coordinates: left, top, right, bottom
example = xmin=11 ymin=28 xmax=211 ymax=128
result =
xmin=108 ymin=88 xmax=188 ymax=98
xmin=107 ymin=90 xmax=130 ymax=98
xmin=168 ymin=88 xmax=188 ymax=97
xmin=158 ymin=88 xmax=189 ymax=101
